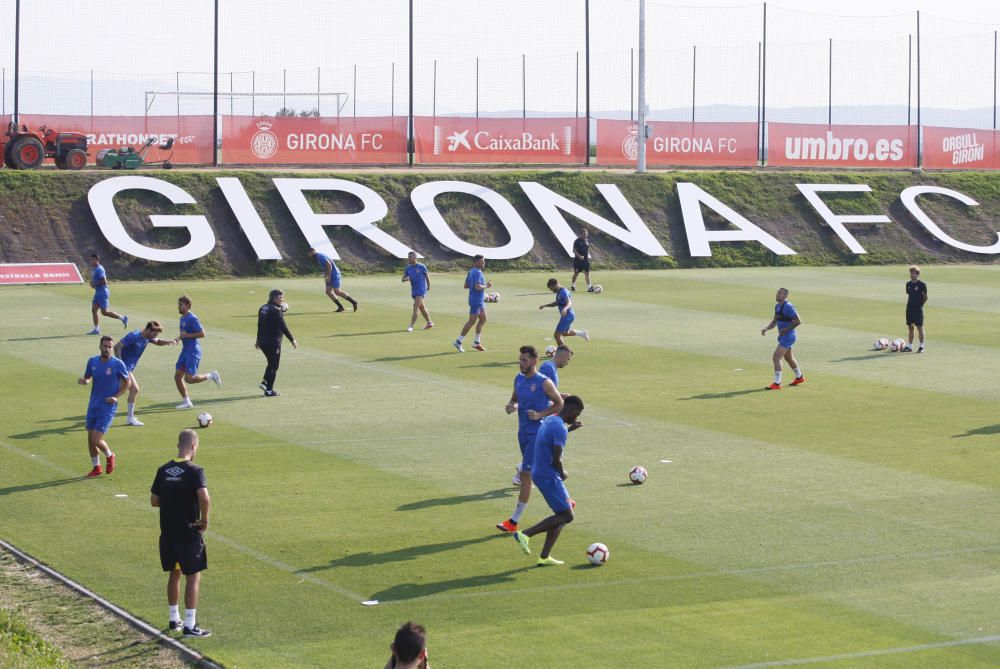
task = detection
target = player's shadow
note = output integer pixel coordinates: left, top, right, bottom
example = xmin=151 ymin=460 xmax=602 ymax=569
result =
xmin=5 ymin=334 xmax=81 ymax=342
xmin=952 ymin=424 xmax=1000 ymax=438
xmin=830 ymin=353 xmax=895 ymax=362
xmin=231 ymin=312 xmax=331 ymax=317
xmin=368 ymin=568 xmax=528 ymax=602
xmin=0 ymin=477 xmax=86 ymax=497
xmin=142 ymin=395 xmax=261 ymax=412
xmin=396 ymin=488 xmax=514 ymax=511
xmin=679 ymin=388 xmax=768 ymax=400
xmin=297 ymin=534 xmax=503 ymax=572
xmin=9 ymin=418 xmax=86 ymax=440
xmin=366 ymin=352 xmax=454 ymax=363
xmin=325 ymin=330 xmax=400 ymax=337
xmin=458 ymin=360 xmax=517 ymax=369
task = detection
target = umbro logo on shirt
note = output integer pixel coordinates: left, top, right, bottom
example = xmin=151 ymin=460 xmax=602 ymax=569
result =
xmin=529 ymin=383 xmax=537 ymax=392
xmin=165 ymin=466 xmax=185 ymax=477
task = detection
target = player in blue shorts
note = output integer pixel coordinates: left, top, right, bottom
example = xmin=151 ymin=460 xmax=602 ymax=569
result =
xmin=174 ymin=295 xmax=221 ymax=410
xmin=453 ymin=255 xmax=492 ymax=352
xmin=401 ymin=251 xmax=433 ymax=332
xmin=78 ymin=335 xmax=129 ymax=477
xmin=512 ymin=395 xmax=585 ymax=566
xmin=497 ymin=345 xmax=563 ymax=533
xmin=761 ymin=287 xmax=804 ymax=390
xmin=114 ymin=320 xmax=178 ymax=426
xmin=539 ymin=278 xmax=589 ymax=347
xmin=308 ymin=247 xmax=358 ymax=312
xmin=86 ymin=253 xmax=128 ymax=335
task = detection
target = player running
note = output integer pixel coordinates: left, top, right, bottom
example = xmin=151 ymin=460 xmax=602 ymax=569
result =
xmin=174 ymin=295 xmax=221 ymax=410
xmin=453 ymin=254 xmax=491 ymax=352
xmin=512 ymin=395 xmax=585 ymax=566
xmin=308 ymin=247 xmax=358 ymax=312
xmin=904 ymin=265 xmax=927 ymax=353
xmin=539 ymin=277 xmax=589 ymax=347
xmin=115 ymin=320 xmax=177 ymax=426
xmin=761 ymin=287 xmax=804 ymax=390
xmin=497 ymin=345 xmax=563 ymax=533
xmin=78 ymin=335 xmax=129 ymax=477
xmin=86 ymin=253 xmax=128 ymax=335
xmin=402 ymin=251 xmax=433 ymax=332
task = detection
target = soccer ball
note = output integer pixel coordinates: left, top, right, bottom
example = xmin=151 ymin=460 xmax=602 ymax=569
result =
xmin=197 ymin=412 xmax=213 ymax=428
xmin=544 ymin=345 xmax=557 ymax=358
xmin=586 ymin=542 xmax=610 ymax=565
xmin=873 ymin=337 xmax=889 ymax=351
xmin=279 ymin=302 xmax=289 ymax=313
xmin=890 ymin=338 xmax=906 ymax=352
xmin=592 ymin=284 xmax=603 ymax=294
xmin=485 ymin=292 xmax=500 ymax=303
xmin=628 ymin=465 xmax=648 ymax=485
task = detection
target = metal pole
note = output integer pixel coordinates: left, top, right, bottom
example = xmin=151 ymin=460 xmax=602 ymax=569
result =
xmin=176 ymin=71 xmax=180 ymax=119
xmin=994 ymin=31 xmax=997 ymax=129
xmin=575 ymin=52 xmax=579 ymax=118
xmin=585 ymin=0 xmax=591 ymax=165
xmin=630 ymin=47 xmax=634 ymax=121
xmin=691 ymin=45 xmax=696 ymax=123
xmin=757 ymin=41 xmax=762 ymax=164
xmin=353 ymin=64 xmax=357 ymax=118
xmin=230 ymin=71 xmax=234 ymax=118
xmin=907 ymin=35 xmax=911 ymax=125
xmin=432 ymin=59 xmax=437 ymax=118
xmin=2 ymin=67 xmax=5 ymax=116
xmin=761 ymin=2 xmax=767 ymax=165
xmin=638 ymin=0 xmax=646 ymax=172
xmin=213 ymin=0 xmax=219 ymax=166
xmin=283 ymin=68 xmax=287 ymax=111
xmin=828 ymin=38 xmax=832 ymax=125
xmin=13 ymin=0 xmax=20 ymax=124
xmin=917 ymin=10 xmax=921 ymax=167
xmin=408 ymin=0 xmax=414 ymax=166
xmin=522 ymin=54 xmax=526 ymax=118
xmin=251 ymin=70 xmax=255 ymax=116
xmin=317 ymin=66 xmax=321 ymax=115
xmin=90 ymin=69 xmax=94 ymax=125
xmin=391 ymin=61 xmax=395 ymax=117
xmin=476 ymin=57 xmax=480 ymax=118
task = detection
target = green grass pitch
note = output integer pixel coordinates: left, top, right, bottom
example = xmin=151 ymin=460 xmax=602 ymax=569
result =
xmin=1 ymin=265 xmax=1000 ymax=668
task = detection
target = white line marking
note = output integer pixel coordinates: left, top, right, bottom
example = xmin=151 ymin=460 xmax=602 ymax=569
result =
xmin=720 ymin=634 xmax=1000 ymax=668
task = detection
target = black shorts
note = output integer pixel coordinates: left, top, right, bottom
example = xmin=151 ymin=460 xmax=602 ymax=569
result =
xmin=906 ymin=307 xmax=924 ymax=327
xmin=573 ymin=258 xmax=590 ymax=273
xmin=159 ymin=534 xmax=208 ymax=575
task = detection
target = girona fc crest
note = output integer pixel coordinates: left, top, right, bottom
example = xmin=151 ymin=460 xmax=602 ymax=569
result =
xmin=251 ymin=121 xmax=279 ymax=160
xmin=621 ymin=124 xmax=640 ymax=161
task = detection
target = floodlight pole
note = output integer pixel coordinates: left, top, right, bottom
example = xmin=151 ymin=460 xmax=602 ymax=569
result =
xmin=637 ymin=0 xmax=647 ymax=173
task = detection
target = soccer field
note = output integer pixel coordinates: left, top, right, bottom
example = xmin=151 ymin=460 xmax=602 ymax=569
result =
xmin=2 ymin=265 xmax=999 ymax=668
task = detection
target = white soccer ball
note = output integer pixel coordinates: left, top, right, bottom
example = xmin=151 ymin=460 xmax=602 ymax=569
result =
xmin=485 ymin=292 xmax=500 ymax=303
xmin=197 ymin=412 xmax=213 ymax=428
xmin=280 ymin=302 xmax=289 ymax=313
xmin=586 ymin=542 xmax=610 ymax=566
xmin=544 ymin=345 xmax=557 ymax=358
xmin=592 ymin=284 xmax=603 ymax=294
xmin=890 ymin=338 xmax=906 ymax=352
xmin=628 ymin=465 xmax=648 ymax=485
xmin=873 ymin=337 xmax=889 ymax=351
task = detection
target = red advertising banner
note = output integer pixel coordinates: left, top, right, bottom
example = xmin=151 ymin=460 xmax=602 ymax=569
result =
xmin=597 ymin=120 xmax=758 ymax=166
xmin=768 ymin=123 xmax=918 ymax=167
xmin=20 ymin=114 xmax=214 ymax=165
xmin=922 ymin=126 xmax=998 ymax=169
xmin=0 ymin=262 xmax=83 ymax=285
xmin=414 ymin=117 xmax=586 ymax=164
xmin=221 ymin=116 xmax=407 ymax=165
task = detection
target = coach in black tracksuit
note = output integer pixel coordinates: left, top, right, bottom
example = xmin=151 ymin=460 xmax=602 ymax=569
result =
xmin=256 ymin=289 xmax=297 ymax=397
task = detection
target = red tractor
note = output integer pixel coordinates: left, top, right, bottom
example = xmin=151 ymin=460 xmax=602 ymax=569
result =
xmin=2 ymin=122 xmax=89 ymax=169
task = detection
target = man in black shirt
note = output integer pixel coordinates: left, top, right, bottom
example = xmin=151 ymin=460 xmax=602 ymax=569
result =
xmin=570 ymin=229 xmax=594 ymax=292
xmin=904 ymin=265 xmax=928 ymax=353
xmin=256 ymin=289 xmax=297 ymax=397
xmin=151 ymin=429 xmax=211 ymax=637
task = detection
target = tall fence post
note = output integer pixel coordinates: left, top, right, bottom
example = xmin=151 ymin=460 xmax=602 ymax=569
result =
xmin=13 ymin=0 xmax=20 ymax=124
xmin=251 ymin=70 xmax=255 ymax=117
xmin=828 ymin=38 xmax=832 ymax=125
xmin=176 ymin=71 xmax=180 ymax=119
xmin=230 ymin=71 xmax=234 ymax=118
xmin=212 ymin=0 xmax=219 ymax=166
xmin=353 ymin=64 xmax=357 ymax=118
xmin=574 ymin=52 xmax=579 ymax=118
xmin=761 ymin=2 xmax=767 ymax=165
xmin=638 ymin=0 xmax=646 ymax=173
xmin=432 ymin=59 xmax=437 ymax=118
xmin=585 ymin=0 xmax=591 ymax=165
xmin=282 ymin=68 xmax=287 ymax=111
xmin=476 ymin=57 xmax=480 ymax=118
xmin=316 ymin=66 xmax=321 ymax=115
xmin=907 ymin=35 xmax=911 ymax=126
xmin=391 ymin=61 xmax=395 ymax=117
xmin=630 ymin=47 xmax=634 ymax=121
xmin=691 ymin=45 xmax=696 ymax=123
xmin=2 ymin=67 xmax=5 ymax=116
xmin=408 ymin=0 xmax=414 ymax=166
xmin=757 ymin=41 xmax=762 ymax=164
xmin=90 ymin=69 xmax=94 ymax=126
xmin=522 ymin=54 xmax=526 ymax=118
xmin=916 ymin=10 xmax=921 ymax=167
xmin=994 ymin=31 xmax=997 ymax=129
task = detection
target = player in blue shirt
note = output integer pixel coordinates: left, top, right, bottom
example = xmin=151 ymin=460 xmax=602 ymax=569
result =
xmin=114 ymin=320 xmax=177 ymax=426
xmin=78 ymin=335 xmax=129 ymax=477
xmin=401 ymin=251 xmax=433 ymax=332
xmin=512 ymin=395 xmax=585 ymax=566
xmin=496 ymin=345 xmax=563 ymax=534
xmin=453 ymin=255 xmax=492 ymax=352
xmin=539 ymin=345 xmax=574 ymax=399
xmin=308 ymin=247 xmax=358 ymax=312
xmin=761 ymin=287 xmax=804 ymax=389
xmin=86 ymin=253 xmax=128 ymax=335
xmin=174 ymin=295 xmax=221 ymax=410
xmin=539 ymin=278 xmax=590 ymax=347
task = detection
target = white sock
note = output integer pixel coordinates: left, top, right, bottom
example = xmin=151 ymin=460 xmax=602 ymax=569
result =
xmin=91 ymin=455 xmax=100 ymax=467
xmin=184 ymin=609 xmax=196 ymax=628
xmin=587 ymin=282 xmax=592 ymax=288
xmin=571 ymin=283 xmax=576 ymax=289
xmin=456 ymin=335 xmax=465 ymax=343
xmin=106 ymin=451 xmax=114 ymax=459
xmin=511 ymin=501 xmax=528 ymax=523
xmin=793 ymin=368 xmax=802 ymax=379
xmin=169 ymin=605 xmax=180 ymax=622
xmin=127 ymin=402 xmax=135 ymax=419
xmin=774 ymin=371 xmax=782 ymax=384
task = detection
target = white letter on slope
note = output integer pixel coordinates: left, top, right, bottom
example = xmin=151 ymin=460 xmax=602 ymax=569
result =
xmin=796 ymin=184 xmax=891 ymax=254
xmin=519 ymin=182 xmax=668 ymax=256
xmin=87 ymin=176 xmax=215 ymax=262
xmin=410 ymin=181 xmax=533 ymax=259
xmin=274 ymin=178 xmax=411 ymax=260
xmin=899 ymin=186 xmax=1000 ymax=254
xmin=677 ymin=182 xmax=796 ymax=257
xmin=216 ymin=178 xmax=282 ymax=259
